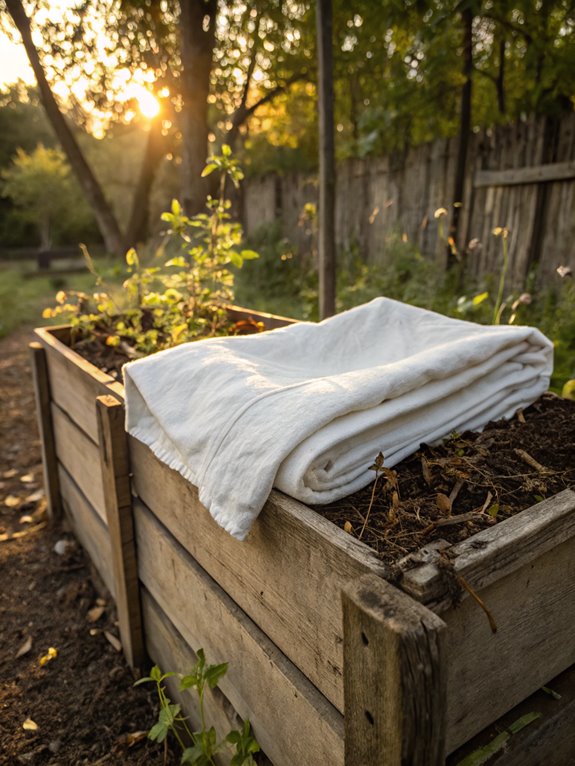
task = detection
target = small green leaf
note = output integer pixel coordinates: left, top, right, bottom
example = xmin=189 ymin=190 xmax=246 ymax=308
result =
xmin=221 ymin=144 xmax=232 ymax=156
xmin=240 ymin=249 xmax=259 ymax=260
xmin=542 ymin=685 xmax=562 ymax=700
xmin=171 ymin=199 xmax=181 ymax=216
xmin=487 ymin=503 xmax=499 ymax=518
xmin=148 ymin=721 xmax=169 ymax=743
xmin=204 ymin=662 xmax=228 ymax=688
xmin=472 ymin=291 xmax=489 ymax=306
xmin=150 ymin=665 xmax=162 ymax=682
xmin=201 ymin=163 xmax=218 ymax=177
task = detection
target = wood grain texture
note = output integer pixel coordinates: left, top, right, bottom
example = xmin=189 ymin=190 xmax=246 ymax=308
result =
xmin=29 ymin=342 xmax=61 ymax=519
xmin=96 ymin=395 xmax=144 ymax=669
xmin=401 ymin=490 xmax=575 ymax=605
xmin=51 ymin=402 xmax=107 ymax=522
xmin=342 ymin=574 xmax=447 ymax=766
xmin=447 ymin=664 xmax=575 ymax=765
xmin=129 ymin=437 xmax=387 ymax=713
xmin=58 ymin=464 xmax=115 ymax=597
xmin=475 ymin=160 xmax=575 ymax=188
xmin=34 ymin=326 xmax=123 ymax=442
xmin=443 ymin=533 xmax=575 ymax=752
xmin=135 ymin=501 xmax=345 ymax=766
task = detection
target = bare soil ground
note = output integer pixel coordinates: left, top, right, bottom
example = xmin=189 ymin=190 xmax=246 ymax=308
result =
xmin=0 ymin=330 xmax=174 ymax=766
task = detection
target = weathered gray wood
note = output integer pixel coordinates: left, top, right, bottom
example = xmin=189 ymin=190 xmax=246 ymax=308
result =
xmin=400 ymin=490 xmax=575 ymax=605
xmin=447 ymin=664 xmax=575 ymax=765
xmin=96 ymin=395 xmax=144 ymax=669
xmin=50 ymin=402 xmax=107 ymax=522
xmin=58 ymin=464 xmax=115 ymax=597
xmin=342 ymin=574 xmax=447 ymax=766
xmin=29 ymin=342 xmax=61 ymax=519
xmin=34 ymin=326 xmax=122 ymax=442
xmin=443 ymin=533 xmax=575 ymax=751
xmin=475 ymin=160 xmax=575 ymax=188
xmin=135 ymin=501 xmax=345 ymax=766
xmin=129 ymin=437 xmax=387 ymax=713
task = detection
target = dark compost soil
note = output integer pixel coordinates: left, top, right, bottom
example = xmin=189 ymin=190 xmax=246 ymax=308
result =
xmin=315 ymin=393 xmax=575 ymax=566
xmin=0 ymin=330 xmax=176 ymax=766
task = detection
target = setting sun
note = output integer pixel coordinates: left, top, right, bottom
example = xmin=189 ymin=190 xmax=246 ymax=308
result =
xmin=124 ymin=83 xmax=160 ymax=119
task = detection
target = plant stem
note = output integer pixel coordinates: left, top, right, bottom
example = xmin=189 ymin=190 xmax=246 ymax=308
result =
xmin=492 ymin=234 xmax=509 ymax=324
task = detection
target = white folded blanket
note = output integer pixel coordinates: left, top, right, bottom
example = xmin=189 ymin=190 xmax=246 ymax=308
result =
xmin=124 ymin=298 xmax=553 ymax=540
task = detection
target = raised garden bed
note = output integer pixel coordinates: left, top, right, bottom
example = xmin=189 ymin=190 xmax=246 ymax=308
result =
xmin=31 ymin=313 xmax=575 ymax=765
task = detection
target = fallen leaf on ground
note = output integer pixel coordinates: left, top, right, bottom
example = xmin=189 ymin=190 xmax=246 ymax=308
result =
xmin=25 ymin=490 xmax=44 ymax=504
xmin=118 ymin=731 xmax=148 ymax=747
xmin=104 ymin=631 xmax=122 ymax=652
xmin=22 ymin=718 xmax=38 ymax=732
xmin=19 ymin=515 xmax=34 ymax=525
xmin=2 ymin=469 xmax=18 ymax=479
xmin=20 ymin=474 xmax=35 ymax=483
xmin=4 ymin=495 xmax=21 ymax=508
xmin=16 ymin=636 xmax=33 ymax=658
xmin=88 ymin=605 xmax=105 ymax=623
xmin=39 ymin=647 xmax=58 ymax=666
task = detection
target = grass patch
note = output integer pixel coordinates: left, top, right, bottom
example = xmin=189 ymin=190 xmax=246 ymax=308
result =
xmin=0 ymin=256 xmax=122 ymax=337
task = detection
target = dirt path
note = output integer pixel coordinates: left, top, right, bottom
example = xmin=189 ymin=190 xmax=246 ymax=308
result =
xmin=0 ymin=330 xmax=172 ymax=765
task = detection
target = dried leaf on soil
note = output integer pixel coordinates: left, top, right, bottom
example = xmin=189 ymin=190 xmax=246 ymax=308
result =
xmin=104 ymin=631 xmax=122 ymax=652
xmin=16 ymin=636 xmax=33 ymax=658
xmin=88 ymin=605 xmax=105 ymax=623
xmin=22 ymin=719 xmax=39 ymax=732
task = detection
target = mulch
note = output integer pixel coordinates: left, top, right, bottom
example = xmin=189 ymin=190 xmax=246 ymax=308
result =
xmin=0 ymin=330 xmax=175 ymax=766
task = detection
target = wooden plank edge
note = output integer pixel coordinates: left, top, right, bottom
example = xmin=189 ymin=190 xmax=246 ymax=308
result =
xmin=135 ymin=501 xmax=345 ymax=766
xmin=34 ymin=326 xmax=124 ymax=400
xmin=401 ymin=489 xmax=575 ymax=606
xmin=342 ymin=574 xmax=447 ymax=766
xmin=29 ymin=342 xmax=62 ymax=520
xmin=475 ymin=160 xmax=575 ymax=188
xmin=96 ymin=395 xmax=145 ymax=669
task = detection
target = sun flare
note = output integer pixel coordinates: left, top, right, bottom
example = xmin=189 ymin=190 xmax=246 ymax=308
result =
xmin=125 ymin=83 xmax=160 ymax=119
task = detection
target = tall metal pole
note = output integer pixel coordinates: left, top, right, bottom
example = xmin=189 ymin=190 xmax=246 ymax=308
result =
xmin=316 ymin=0 xmax=336 ymax=319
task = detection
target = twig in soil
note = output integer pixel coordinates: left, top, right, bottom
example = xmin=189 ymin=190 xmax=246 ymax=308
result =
xmin=358 ymin=472 xmax=381 ymax=540
xmin=448 ymin=479 xmax=465 ymax=506
xmin=513 ymin=448 xmax=551 ymax=474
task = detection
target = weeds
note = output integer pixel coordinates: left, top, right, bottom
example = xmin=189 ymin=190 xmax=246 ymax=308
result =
xmin=41 ymin=147 xmax=259 ymax=357
xmin=135 ymin=650 xmax=260 ymax=766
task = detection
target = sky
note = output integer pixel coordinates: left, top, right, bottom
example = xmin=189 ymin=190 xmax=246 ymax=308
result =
xmin=0 ymin=35 xmax=34 ymax=87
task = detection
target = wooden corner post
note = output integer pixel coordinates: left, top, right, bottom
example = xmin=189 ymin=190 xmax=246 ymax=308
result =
xmin=96 ymin=394 xmax=145 ymax=669
xmin=342 ymin=574 xmax=447 ymax=766
xmin=29 ymin=342 xmax=62 ymax=520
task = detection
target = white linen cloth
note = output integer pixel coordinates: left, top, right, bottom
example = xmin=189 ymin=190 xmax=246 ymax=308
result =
xmin=124 ymin=298 xmax=553 ymax=540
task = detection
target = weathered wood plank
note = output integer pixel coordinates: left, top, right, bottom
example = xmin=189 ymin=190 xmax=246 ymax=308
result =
xmin=447 ymin=664 xmax=575 ymax=765
xmin=135 ymin=501 xmax=345 ymax=766
xmin=96 ymin=396 xmax=144 ymax=668
xmin=29 ymin=342 xmax=61 ymax=519
xmin=401 ymin=490 xmax=575 ymax=604
xmin=443 ymin=533 xmax=575 ymax=751
xmin=58 ymin=464 xmax=115 ymax=597
xmin=129 ymin=437 xmax=386 ymax=714
xmin=34 ymin=326 xmax=123 ymax=442
xmin=51 ymin=402 xmax=107 ymax=522
xmin=342 ymin=574 xmax=447 ymax=766
xmin=474 ymin=161 xmax=575 ymax=188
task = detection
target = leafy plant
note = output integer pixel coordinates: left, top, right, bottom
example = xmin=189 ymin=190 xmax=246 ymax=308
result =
xmin=135 ymin=650 xmax=260 ymax=766
xmin=42 ymin=147 xmax=260 ymax=365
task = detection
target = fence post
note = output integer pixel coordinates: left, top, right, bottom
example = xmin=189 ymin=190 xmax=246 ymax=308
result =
xmin=29 ymin=342 xmax=62 ymax=520
xmin=342 ymin=574 xmax=447 ymax=766
xmin=96 ymin=394 xmax=145 ymax=669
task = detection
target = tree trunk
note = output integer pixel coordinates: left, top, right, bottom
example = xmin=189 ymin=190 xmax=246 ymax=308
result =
xmin=179 ymin=0 xmax=217 ymax=215
xmin=497 ymin=37 xmax=506 ymax=115
xmin=125 ymin=117 xmax=166 ymax=245
xmin=448 ymin=6 xmax=473 ymax=267
xmin=316 ymin=0 xmax=336 ymax=319
xmin=4 ymin=0 xmax=125 ymax=256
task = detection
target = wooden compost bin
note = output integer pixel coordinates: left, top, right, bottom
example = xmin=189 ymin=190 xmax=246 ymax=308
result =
xmin=31 ymin=315 xmax=575 ymax=765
